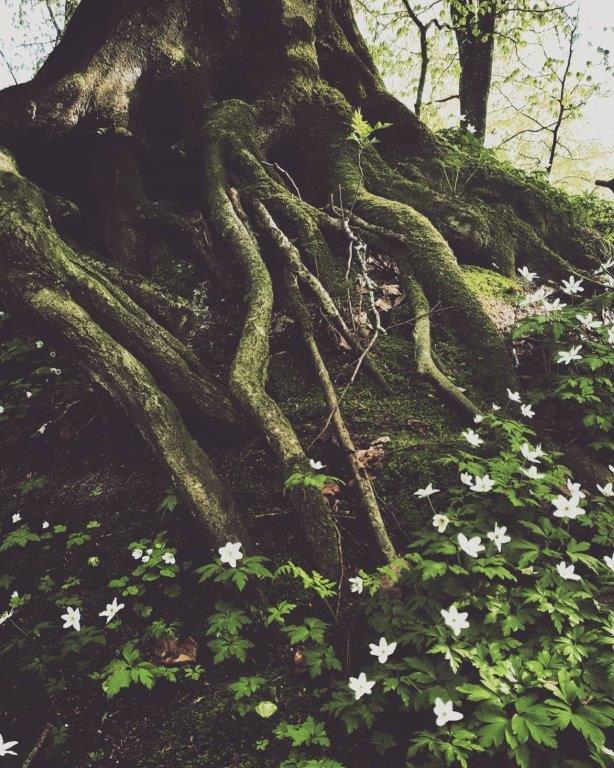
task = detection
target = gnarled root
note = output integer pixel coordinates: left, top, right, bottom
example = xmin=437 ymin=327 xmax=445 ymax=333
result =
xmin=405 ymin=277 xmax=482 ymax=419
xmin=252 ymin=199 xmax=398 ymax=563
xmin=317 ymin=133 xmax=514 ymax=398
xmin=0 ymin=152 xmax=247 ymax=547
xmin=231 ymin=147 xmax=392 ymax=392
xmin=202 ymin=142 xmax=341 ymax=578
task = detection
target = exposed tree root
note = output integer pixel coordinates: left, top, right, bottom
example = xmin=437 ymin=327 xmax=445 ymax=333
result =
xmin=0 ymin=149 xmax=249 ymax=547
xmin=321 ymin=130 xmax=514 ymax=398
xmin=77 ymin=252 xmax=197 ymax=340
xmin=1 ymin=150 xmax=240 ymax=431
xmin=252 ymin=199 xmax=398 ymax=563
xmin=202 ymin=142 xmax=341 ymax=578
xmin=231 ymin=147 xmax=392 ymax=392
xmin=405 ymin=277 xmax=482 ymax=419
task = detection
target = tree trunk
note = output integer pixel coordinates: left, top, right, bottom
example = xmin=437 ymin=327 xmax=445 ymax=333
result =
xmin=0 ymin=0 xmax=602 ymax=577
xmin=450 ymin=0 xmax=497 ymax=142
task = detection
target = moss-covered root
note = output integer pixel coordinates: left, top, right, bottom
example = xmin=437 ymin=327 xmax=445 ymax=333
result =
xmin=406 ymin=277 xmax=482 ymax=420
xmin=322 ymin=133 xmax=514 ymax=397
xmin=202 ymin=142 xmax=341 ymax=578
xmin=3 ymin=282 xmax=249 ymax=547
xmin=254 ymin=200 xmax=397 ymax=562
xmin=77 ymin=251 xmax=196 ymax=339
xmin=251 ymin=199 xmax=391 ymax=393
xmin=358 ymin=192 xmax=513 ymax=395
xmin=0 ymin=152 xmax=239 ymax=431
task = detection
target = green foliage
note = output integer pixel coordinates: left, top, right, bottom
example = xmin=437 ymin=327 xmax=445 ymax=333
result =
xmin=275 ymin=717 xmax=330 ymax=748
xmin=98 ymin=642 xmax=177 ymax=698
xmin=0 ymin=525 xmax=41 ymax=551
xmin=284 ymin=470 xmax=342 ymax=493
xmin=348 ymin=109 xmax=391 ymax=149
xmin=206 ymin=602 xmax=254 ymax=663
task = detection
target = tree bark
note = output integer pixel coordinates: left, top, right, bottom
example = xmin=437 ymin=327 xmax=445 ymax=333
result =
xmin=450 ymin=0 xmax=497 ymax=142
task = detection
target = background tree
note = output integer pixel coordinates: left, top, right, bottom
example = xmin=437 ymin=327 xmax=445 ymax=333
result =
xmin=449 ymin=0 xmax=498 ymax=141
xmin=355 ymin=0 xmax=612 ymax=190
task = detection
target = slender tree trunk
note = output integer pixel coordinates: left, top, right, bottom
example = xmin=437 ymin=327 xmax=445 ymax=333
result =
xmin=546 ymin=18 xmax=577 ymax=176
xmin=400 ymin=1 xmax=431 ymax=118
xmin=450 ymin=0 xmax=497 ymax=142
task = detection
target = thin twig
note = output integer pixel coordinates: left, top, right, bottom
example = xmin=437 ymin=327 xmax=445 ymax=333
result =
xmin=22 ymin=723 xmax=53 ymax=768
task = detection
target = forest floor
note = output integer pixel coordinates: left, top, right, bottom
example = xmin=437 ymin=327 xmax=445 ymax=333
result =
xmin=1 ymin=264 xmax=522 ymax=767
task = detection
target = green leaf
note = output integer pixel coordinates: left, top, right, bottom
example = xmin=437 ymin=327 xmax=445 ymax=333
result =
xmin=255 ymin=701 xmax=278 ymax=718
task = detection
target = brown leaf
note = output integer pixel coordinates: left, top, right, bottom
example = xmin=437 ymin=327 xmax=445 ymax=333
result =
xmin=334 ymin=330 xmax=352 ymax=351
xmin=355 ymin=436 xmax=390 ymax=470
xmin=152 ymin=635 xmax=198 ymax=665
xmin=352 ymin=310 xmax=372 ymax=330
xmin=321 ymin=482 xmax=341 ymax=497
xmin=375 ymin=295 xmax=395 ymax=312
xmin=371 ymin=436 xmax=391 ymax=446
xmin=381 ymin=283 xmax=402 ymax=297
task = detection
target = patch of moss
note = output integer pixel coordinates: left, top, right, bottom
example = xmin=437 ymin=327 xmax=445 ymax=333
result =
xmin=462 ymin=265 xmax=520 ymax=302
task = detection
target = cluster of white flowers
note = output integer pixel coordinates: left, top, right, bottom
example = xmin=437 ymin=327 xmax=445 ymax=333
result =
xmin=518 ymin=270 xmax=593 ymax=315
xmin=132 ymin=547 xmax=176 ymax=565
xmin=517 ymin=264 xmax=614 ymax=376
xmin=61 ymin=597 xmax=125 ymax=632
xmin=504 ymin=388 xmax=537 ymax=420
xmin=59 ymin=540 xmax=184 ymax=634
xmin=347 ymin=635 xmax=396 ymax=699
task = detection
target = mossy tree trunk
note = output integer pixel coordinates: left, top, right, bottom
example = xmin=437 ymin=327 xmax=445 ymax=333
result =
xmin=0 ymin=0 xmax=604 ymax=576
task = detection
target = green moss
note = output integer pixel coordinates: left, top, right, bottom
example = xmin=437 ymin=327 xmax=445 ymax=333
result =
xmin=462 ymin=265 xmax=520 ymax=302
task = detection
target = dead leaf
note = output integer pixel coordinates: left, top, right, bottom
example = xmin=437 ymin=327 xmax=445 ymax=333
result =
xmin=355 ymin=435 xmax=390 ymax=470
xmin=352 ymin=310 xmax=372 ymax=330
xmin=321 ymin=482 xmax=341 ymax=497
xmin=375 ymin=284 xmax=404 ymax=312
xmin=152 ymin=635 xmax=198 ymax=665
xmin=333 ymin=329 xmax=352 ymax=351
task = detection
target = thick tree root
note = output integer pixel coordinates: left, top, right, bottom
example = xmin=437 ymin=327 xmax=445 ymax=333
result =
xmin=202 ymin=142 xmax=341 ymax=578
xmin=231 ymin=147 xmax=392 ymax=392
xmin=350 ymin=202 xmax=512 ymax=397
xmin=1 ymin=150 xmax=240 ymax=431
xmin=77 ymin=252 xmax=196 ymax=340
xmin=0 ymin=149 xmax=248 ymax=547
xmin=253 ymin=199 xmax=398 ymax=563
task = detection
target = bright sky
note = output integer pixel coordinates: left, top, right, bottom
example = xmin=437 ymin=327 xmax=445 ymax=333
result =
xmin=563 ymin=0 xmax=613 ymax=178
